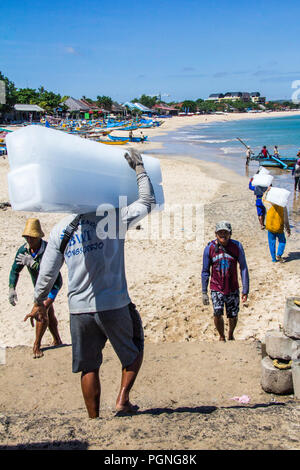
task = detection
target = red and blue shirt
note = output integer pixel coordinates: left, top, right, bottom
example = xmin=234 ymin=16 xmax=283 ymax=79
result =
xmin=201 ymin=239 xmax=249 ymax=295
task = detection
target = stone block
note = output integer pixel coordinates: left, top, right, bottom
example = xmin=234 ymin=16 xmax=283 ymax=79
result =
xmin=291 ymin=341 xmax=300 ymax=360
xmin=265 ymin=330 xmax=296 ymax=360
xmin=292 ymin=360 xmax=300 ymax=399
xmin=284 ymin=297 xmax=300 ymax=339
xmin=0 ymin=345 xmax=5 ymax=365
xmin=261 ymin=356 xmax=293 ymax=395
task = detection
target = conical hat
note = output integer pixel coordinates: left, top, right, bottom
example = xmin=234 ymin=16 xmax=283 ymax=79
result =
xmin=22 ymin=218 xmax=44 ymax=238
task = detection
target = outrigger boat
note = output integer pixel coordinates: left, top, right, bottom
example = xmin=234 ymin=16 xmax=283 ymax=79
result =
xmin=236 ymin=137 xmax=297 ymax=170
xmin=96 ymin=139 xmax=129 ymax=145
xmin=250 ymin=155 xmax=297 ymax=169
xmin=108 ymin=134 xmax=148 ymax=143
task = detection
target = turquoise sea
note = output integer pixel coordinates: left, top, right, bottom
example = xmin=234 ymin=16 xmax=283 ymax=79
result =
xmin=146 ymin=113 xmax=300 ymax=231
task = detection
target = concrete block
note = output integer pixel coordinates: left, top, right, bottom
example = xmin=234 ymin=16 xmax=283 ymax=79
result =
xmin=261 ymin=356 xmax=293 ymax=395
xmin=292 ymin=360 xmax=300 ymax=399
xmin=284 ymin=297 xmax=300 ymax=339
xmin=0 ymin=344 xmax=5 ymax=365
xmin=291 ymin=341 xmax=300 ymax=360
xmin=265 ymin=330 xmax=296 ymax=360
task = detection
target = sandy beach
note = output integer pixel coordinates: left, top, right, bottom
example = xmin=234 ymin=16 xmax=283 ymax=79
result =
xmin=0 ymin=111 xmax=300 ymax=450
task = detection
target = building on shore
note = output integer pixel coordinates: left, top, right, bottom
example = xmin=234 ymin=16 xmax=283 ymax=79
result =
xmin=3 ymin=104 xmax=45 ymax=124
xmin=206 ymin=91 xmax=266 ymax=104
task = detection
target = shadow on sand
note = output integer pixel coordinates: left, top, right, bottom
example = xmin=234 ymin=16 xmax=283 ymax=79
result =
xmin=0 ymin=439 xmax=89 ymax=450
xmin=115 ymin=401 xmax=288 ymax=417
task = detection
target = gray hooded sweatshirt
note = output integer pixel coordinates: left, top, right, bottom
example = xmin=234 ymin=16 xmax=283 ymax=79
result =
xmin=34 ymin=171 xmax=156 ymax=313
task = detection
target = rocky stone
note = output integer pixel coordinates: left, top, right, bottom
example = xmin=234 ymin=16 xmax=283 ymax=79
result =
xmin=261 ymin=356 xmax=293 ymax=395
xmin=284 ymin=297 xmax=300 ymax=339
xmin=291 ymin=360 xmax=300 ymax=399
xmin=265 ymin=330 xmax=297 ymax=360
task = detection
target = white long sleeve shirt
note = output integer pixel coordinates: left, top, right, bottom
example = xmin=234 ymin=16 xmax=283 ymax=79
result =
xmin=34 ymin=171 xmax=156 ymax=313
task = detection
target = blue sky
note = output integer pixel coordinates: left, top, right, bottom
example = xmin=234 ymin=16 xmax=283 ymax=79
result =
xmin=1 ymin=0 xmax=300 ymax=102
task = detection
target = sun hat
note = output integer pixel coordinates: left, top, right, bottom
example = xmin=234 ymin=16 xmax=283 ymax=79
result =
xmin=215 ymin=221 xmax=232 ymax=234
xmin=22 ymin=218 xmax=44 ymax=238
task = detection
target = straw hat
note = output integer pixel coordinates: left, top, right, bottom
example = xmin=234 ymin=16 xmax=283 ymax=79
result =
xmin=22 ymin=218 xmax=44 ymax=238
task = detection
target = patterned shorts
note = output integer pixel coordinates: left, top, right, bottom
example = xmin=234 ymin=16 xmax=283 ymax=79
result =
xmin=211 ymin=290 xmax=240 ymax=318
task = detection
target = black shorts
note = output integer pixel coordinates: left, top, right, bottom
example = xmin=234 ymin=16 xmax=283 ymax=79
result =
xmin=70 ymin=303 xmax=144 ymax=373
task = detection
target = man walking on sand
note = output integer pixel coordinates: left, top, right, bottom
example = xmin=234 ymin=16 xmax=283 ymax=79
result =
xmin=245 ymin=146 xmax=253 ymax=166
xmin=201 ymin=221 xmax=249 ymax=341
xmin=9 ymin=218 xmax=63 ymax=358
xmin=24 ymin=149 xmax=156 ymax=419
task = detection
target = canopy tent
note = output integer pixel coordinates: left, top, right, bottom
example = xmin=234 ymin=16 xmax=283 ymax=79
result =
xmin=14 ymin=104 xmax=45 ymax=112
xmin=123 ymin=102 xmax=152 ymax=112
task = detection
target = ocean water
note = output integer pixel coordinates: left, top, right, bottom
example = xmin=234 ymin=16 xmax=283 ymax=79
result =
xmin=145 ymin=114 xmax=300 ymax=231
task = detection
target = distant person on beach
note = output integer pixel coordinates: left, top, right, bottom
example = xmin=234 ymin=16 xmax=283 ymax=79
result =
xmin=9 ymin=218 xmax=63 ymax=358
xmin=129 ymin=130 xmax=133 ymax=141
xmin=262 ymin=188 xmax=291 ymax=262
xmin=201 ymin=221 xmax=249 ymax=342
xmin=260 ymin=146 xmax=270 ymax=159
xmin=25 ymin=149 xmax=156 ymax=419
xmin=140 ymin=131 xmax=145 ymax=143
xmin=273 ymin=146 xmax=279 ymax=157
xmin=245 ymin=146 xmax=253 ymax=166
xmin=292 ymin=155 xmax=300 ymax=191
xmin=249 ymin=175 xmax=268 ymax=229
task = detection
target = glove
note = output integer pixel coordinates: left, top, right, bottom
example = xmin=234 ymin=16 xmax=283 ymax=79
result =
xmin=16 ymin=253 xmax=36 ymax=268
xmin=9 ymin=287 xmax=18 ymax=306
xmin=202 ymin=293 xmax=209 ymax=305
xmin=124 ymin=148 xmax=144 ymax=171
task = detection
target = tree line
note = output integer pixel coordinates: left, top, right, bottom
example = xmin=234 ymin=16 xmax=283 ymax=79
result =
xmin=1 ymin=71 xmax=298 ymax=116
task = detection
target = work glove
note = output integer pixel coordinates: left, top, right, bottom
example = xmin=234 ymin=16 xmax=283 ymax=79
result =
xmin=16 ymin=253 xmax=36 ymax=268
xmin=9 ymin=287 xmax=18 ymax=306
xmin=124 ymin=148 xmax=144 ymax=173
xmin=202 ymin=293 xmax=209 ymax=305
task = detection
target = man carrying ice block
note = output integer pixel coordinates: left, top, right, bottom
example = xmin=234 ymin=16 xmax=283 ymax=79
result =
xmin=25 ymin=149 xmax=156 ymax=419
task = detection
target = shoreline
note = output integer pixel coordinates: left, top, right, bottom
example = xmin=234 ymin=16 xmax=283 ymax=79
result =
xmin=134 ymin=109 xmax=300 ymax=149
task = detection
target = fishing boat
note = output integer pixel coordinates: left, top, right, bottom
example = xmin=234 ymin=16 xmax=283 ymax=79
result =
xmin=96 ymin=139 xmax=129 ymax=145
xmin=250 ymin=155 xmax=297 ymax=169
xmin=108 ymin=135 xmax=148 ymax=143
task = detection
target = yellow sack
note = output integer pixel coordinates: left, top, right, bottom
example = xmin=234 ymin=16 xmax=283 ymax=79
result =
xmin=265 ymin=204 xmax=284 ymax=233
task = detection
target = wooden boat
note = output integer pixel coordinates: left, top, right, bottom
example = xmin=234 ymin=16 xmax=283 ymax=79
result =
xmin=96 ymin=139 xmax=129 ymax=145
xmin=251 ymin=155 xmax=297 ymax=169
xmin=108 ymin=135 xmax=148 ymax=143
xmin=117 ymin=125 xmax=140 ymax=131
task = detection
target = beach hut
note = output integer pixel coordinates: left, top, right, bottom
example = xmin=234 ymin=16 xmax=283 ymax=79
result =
xmin=12 ymin=104 xmax=45 ymax=123
xmin=62 ymin=97 xmax=90 ymax=119
xmin=152 ymin=103 xmax=178 ymax=116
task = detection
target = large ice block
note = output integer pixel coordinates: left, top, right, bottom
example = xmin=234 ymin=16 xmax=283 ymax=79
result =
xmin=266 ymin=187 xmax=291 ymax=208
xmin=6 ymin=125 xmax=164 ymax=213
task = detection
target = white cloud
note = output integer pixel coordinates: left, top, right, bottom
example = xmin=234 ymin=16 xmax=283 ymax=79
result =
xmin=64 ymin=46 xmax=78 ymax=55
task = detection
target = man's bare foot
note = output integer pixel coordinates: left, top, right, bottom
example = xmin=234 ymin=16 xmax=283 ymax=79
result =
xmin=228 ymin=335 xmax=235 ymax=341
xmin=219 ymin=336 xmax=226 ymax=342
xmin=115 ymin=401 xmax=139 ymax=414
xmin=51 ymin=339 xmax=63 ymax=347
xmin=33 ymin=346 xmax=44 ymax=359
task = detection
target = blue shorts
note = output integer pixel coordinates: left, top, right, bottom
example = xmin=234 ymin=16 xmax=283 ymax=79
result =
xmin=256 ymin=198 xmax=265 ymax=217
